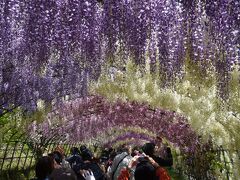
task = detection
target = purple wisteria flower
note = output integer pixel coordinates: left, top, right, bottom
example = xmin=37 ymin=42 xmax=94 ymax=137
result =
xmin=0 ymin=0 xmax=239 ymax=113
xmin=29 ymin=95 xmax=201 ymax=154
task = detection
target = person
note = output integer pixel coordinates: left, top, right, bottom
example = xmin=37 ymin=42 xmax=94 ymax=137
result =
xmin=81 ymin=170 xmax=96 ymax=180
xmin=105 ymin=149 xmax=117 ymax=175
xmin=108 ymin=144 xmax=132 ymax=180
xmin=80 ymin=147 xmax=106 ymax=180
xmin=118 ymin=155 xmax=171 ymax=180
xmin=131 ymin=146 xmax=142 ymax=157
xmin=48 ymin=152 xmax=62 ymax=169
xmin=35 ymin=156 xmax=54 ymax=180
xmin=142 ymin=142 xmax=173 ymax=167
xmin=66 ymin=147 xmax=83 ymax=174
xmin=54 ymin=146 xmax=71 ymax=168
xmin=135 ymin=156 xmax=171 ymax=180
xmin=49 ymin=166 xmax=77 ymax=180
xmin=134 ymin=158 xmax=156 ymax=180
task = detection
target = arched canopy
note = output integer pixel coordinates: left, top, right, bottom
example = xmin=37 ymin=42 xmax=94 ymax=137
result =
xmin=102 ymin=131 xmax=156 ymax=148
xmin=29 ymin=95 xmax=201 ymax=153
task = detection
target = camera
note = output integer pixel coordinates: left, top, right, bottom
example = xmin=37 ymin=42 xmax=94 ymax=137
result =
xmin=138 ymin=156 xmax=148 ymax=162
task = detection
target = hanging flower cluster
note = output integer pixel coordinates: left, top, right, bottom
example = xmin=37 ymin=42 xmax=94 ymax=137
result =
xmin=0 ymin=0 xmax=239 ymax=114
xmin=102 ymin=131 xmax=156 ymax=148
xmin=0 ymin=0 xmax=101 ymax=114
xmin=29 ymin=95 xmax=201 ymax=153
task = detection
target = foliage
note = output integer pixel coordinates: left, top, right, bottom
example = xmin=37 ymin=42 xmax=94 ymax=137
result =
xmin=0 ymin=0 xmax=239 ymax=115
xmin=92 ymin=60 xmax=240 ymax=178
xmin=102 ymin=131 xmax=155 ymax=148
xmin=29 ymin=95 xmax=201 ymax=154
xmin=0 ymin=168 xmax=32 ymax=180
xmin=0 ymin=1 xmax=239 ymax=178
xmin=0 ymin=104 xmax=51 ymax=144
xmin=0 ymin=108 xmax=25 ymax=143
xmin=90 ymin=126 xmax=156 ymax=147
xmin=30 ymin=95 xmax=223 ymax=178
xmin=92 ymin=60 xmax=240 ymax=148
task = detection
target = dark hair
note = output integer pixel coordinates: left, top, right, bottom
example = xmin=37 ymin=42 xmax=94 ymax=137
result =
xmin=118 ymin=144 xmax=130 ymax=154
xmin=142 ymin=143 xmax=155 ymax=156
xmin=71 ymin=147 xmax=80 ymax=155
xmin=109 ymin=151 xmax=117 ymax=161
xmin=166 ymin=147 xmax=171 ymax=154
xmin=81 ymin=149 xmax=93 ymax=161
xmin=50 ymin=167 xmax=77 ymax=180
xmin=131 ymin=146 xmax=141 ymax=157
xmin=80 ymin=145 xmax=87 ymax=152
xmin=52 ymin=151 xmax=63 ymax=165
xmin=35 ymin=156 xmax=54 ymax=180
xmin=134 ymin=161 xmax=157 ymax=180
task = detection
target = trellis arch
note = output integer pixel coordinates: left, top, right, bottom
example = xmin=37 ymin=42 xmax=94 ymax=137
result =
xmin=30 ymin=95 xmax=201 ymax=153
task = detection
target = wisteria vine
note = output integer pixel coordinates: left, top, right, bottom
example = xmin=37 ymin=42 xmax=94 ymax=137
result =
xmin=0 ymin=0 xmax=239 ymax=114
xmin=29 ymin=95 xmax=201 ymax=154
xmin=102 ymin=131 xmax=156 ymax=148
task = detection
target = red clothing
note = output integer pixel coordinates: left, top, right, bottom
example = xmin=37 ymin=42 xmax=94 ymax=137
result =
xmin=117 ymin=166 xmax=171 ymax=180
xmin=117 ymin=168 xmax=130 ymax=180
xmin=156 ymin=167 xmax=171 ymax=180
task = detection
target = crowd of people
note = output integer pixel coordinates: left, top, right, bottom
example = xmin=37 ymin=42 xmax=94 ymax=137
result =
xmin=34 ymin=139 xmax=173 ymax=180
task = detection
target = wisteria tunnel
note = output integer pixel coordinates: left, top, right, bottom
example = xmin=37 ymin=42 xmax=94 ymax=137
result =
xmin=0 ymin=0 xmax=239 ymax=180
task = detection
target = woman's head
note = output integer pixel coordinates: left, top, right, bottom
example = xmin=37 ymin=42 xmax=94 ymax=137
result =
xmin=142 ymin=143 xmax=156 ymax=156
xmin=80 ymin=145 xmax=87 ymax=152
xmin=48 ymin=151 xmax=63 ymax=165
xmin=119 ymin=144 xmax=133 ymax=155
xmin=81 ymin=148 xmax=93 ymax=161
xmin=55 ymin=146 xmax=65 ymax=157
xmin=131 ymin=146 xmax=142 ymax=157
xmin=71 ymin=147 xmax=80 ymax=155
xmin=134 ymin=161 xmax=157 ymax=180
xmin=35 ymin=156 xmax=54 ymax=180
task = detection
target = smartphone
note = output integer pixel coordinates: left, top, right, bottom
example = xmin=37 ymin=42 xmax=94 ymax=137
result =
xmin=138 ymin=156 xmax=148 ymax=162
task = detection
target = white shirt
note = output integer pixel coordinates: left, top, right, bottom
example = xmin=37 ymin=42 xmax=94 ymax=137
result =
xmin=109 ymin=152 xmax=132 ymax=180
